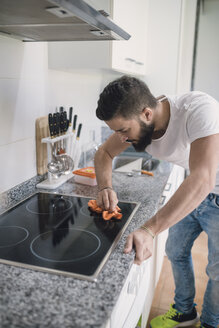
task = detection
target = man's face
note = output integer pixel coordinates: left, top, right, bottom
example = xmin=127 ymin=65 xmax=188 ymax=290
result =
xmin=106 ymin=115 xmax=155 ymax=152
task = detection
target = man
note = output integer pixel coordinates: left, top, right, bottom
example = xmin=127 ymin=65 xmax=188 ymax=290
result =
xmin=94 ymin=75 xmax=219 ymax=328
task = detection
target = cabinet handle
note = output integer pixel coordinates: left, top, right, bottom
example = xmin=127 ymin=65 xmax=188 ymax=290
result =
xmin=135 ymin=61 xmax=144 ymax=66
xmin=125 ymin=57 xmax=135 ymax=62
xmin=159 ymin=195 xmax=166 ymax=206
xmin=164 ymin=183 xmax=172 ymax=191
xmin=98 ymin=10 xmax=110 ymax=17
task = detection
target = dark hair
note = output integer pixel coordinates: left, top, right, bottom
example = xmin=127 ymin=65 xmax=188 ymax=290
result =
xmin=96 ymin=75 xmax=157 ymax=121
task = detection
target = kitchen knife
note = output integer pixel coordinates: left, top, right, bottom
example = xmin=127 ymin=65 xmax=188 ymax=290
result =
xmin=73 ymin=123 xmax=83 ymax=169
xmin=59 ymin=112 xmax=65 ymax=154
xmin=63 ymin=111 xmax=69 ymax=153
xmin=55 ymin=112 xmax=61 ymax=154
xmin=48 ymin=113 xmax=54 ymax=138
xmin=132 ymin=169 xmax=154 ymax=176
xmin=53 ymin=112 xmax=61 ymax=154
xmin=70 ymin=114 xmax=78 ymax=159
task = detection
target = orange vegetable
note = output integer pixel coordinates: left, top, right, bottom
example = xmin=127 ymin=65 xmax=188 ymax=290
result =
xmin=102 ymin=210 xmax=122 ymax=220
xmin=88 ymin=199 xmax=122 ymax=221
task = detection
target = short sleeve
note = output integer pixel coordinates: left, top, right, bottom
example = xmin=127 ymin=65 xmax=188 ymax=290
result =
xmin=186 ymin=95 xmax=219 ymax=143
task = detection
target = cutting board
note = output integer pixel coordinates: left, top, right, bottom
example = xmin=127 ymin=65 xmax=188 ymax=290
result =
xmin=36 ymin=116 xmax=49 ymax=175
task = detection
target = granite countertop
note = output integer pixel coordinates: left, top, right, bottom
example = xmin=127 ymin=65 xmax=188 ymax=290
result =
xmin=0 ymin=161 xmax=172 ymax=328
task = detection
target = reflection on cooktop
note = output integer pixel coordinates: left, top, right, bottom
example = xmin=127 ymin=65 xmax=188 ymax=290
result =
xmin=0 ymin=192 xmax=139 ymax=281
xmin=26 ymin=195 xmax=72 ymax=215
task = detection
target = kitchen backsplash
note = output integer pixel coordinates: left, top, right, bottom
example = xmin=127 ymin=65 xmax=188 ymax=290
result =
xmin=0 ymin=35 xmax=122 ymax=193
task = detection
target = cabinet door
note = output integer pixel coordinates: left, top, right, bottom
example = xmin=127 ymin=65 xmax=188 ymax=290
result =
xmin=112 ymin=0 xmax=148 ymax=75
xmin=110 ymin=259 xmax=152 ymax=328
xmin=48 ymin=0 xmax=148 ymax=75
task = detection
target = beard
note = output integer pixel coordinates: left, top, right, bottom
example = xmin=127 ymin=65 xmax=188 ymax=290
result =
xmin=129 ymin=120 xmax=155 ymax=152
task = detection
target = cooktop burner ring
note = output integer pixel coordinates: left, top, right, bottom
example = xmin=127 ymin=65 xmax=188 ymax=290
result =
xmin=30 ymin=228 xmax=101 ymax=263
xmin=80 ymin=205 xmax=100 ymax=218
xmin=0 ymin=226 xmax=29 ymax=248
xmin=26 ymin=197 xmax=73 ymax=215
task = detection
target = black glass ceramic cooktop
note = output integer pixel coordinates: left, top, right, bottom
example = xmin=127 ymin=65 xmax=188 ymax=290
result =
xmin=0 ymin=192 xmax=139 ymax=281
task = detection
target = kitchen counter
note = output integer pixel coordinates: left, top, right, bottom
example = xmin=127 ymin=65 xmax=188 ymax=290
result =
xmin=0 ymin=161 xmax=172 ymax=328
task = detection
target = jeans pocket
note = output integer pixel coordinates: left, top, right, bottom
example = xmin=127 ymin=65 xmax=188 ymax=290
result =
xmin=213 ymin=195 xmax=219 ymax=208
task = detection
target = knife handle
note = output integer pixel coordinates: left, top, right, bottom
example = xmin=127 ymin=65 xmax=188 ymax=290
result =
xmin=60 ymin=112 xmax=64 ymax=134
xmin=59 ymin=106 xmax=64 ymax=113
xmin=73 ymin=114 xmax=77 ymax=132
xmin=141 ymin=170 xmax=154 ymax=176
xmin=48 ymin=113 xmax=54 ymax=138
xmin=63 ymin=111 xmax=68 ymax=133
xmin=53 ymin=113 xmax=61 ymax=136
xmin=69 ymin=107 xmax=73 ymax=126
xmin=56 ymin=112 xmax=60 ymax=136
xmin=53 ymin=113 xmax=58 ymax=137
xmin=76 ymin=123 xmax=82 ymax=140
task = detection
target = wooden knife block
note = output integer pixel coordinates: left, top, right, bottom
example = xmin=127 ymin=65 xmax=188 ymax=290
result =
xmin=36 ymin=116 xmax=49 ymax=175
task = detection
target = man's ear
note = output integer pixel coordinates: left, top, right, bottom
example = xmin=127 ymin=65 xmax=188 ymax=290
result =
xmin=141 ymin=107 xmax=153 ymax=123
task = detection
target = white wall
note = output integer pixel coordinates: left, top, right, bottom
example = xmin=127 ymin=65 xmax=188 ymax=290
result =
xmin=0 ymin=36 xmax=48 ymax=193
xmin=194 ymin=0 xmax=219 ymax=101
xmin=0 ymin=35 xmax=120 ymax=193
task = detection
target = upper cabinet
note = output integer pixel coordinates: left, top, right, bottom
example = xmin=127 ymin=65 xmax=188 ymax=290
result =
xmin=48 ymin=0 xmax=149 ymax=75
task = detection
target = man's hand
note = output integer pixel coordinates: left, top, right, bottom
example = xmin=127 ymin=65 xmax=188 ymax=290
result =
xmin=124 ymin=229 xmax=153 ymax=265
xmin=96 ymin=188 xmax=118 ymax=212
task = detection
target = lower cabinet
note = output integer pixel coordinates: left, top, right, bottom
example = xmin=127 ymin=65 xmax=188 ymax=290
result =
xmin=110 ymin=258 xmax=152 ymax=328
xmin=155 ymin=164 xmax=185 ymax=286
xmin=107 ymin=164 xmax=185 ymax=328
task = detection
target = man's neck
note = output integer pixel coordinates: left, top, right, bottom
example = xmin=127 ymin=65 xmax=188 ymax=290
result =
xmin=152 ymin=99 xmax=170 ymax=139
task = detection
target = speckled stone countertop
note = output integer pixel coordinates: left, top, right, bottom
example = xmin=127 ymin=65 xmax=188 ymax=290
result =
xmin=0 ymin=161 xmax=172 ymax=328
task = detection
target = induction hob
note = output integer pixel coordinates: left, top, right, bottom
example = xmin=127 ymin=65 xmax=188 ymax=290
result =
xmin=0 ymin=192 xmax=140 ymax=281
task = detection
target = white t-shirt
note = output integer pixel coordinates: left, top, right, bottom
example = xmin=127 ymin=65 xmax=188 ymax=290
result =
xmin=146 ymin=91 xmax=219 ymax=194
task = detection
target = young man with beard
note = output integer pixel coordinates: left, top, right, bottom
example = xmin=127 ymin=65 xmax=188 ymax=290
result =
xmin=94 ymin=75 xmax=219 ymax=328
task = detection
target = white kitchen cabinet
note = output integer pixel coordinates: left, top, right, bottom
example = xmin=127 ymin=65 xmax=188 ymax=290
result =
xmin=145 ymin=0 xmax=197 ymax=95
xmin=110 ymin=258 xmax=152 ymax=328
xmin=48 ymin=0 xmax=148 ymax=75
xmin=154 ymin=164 xmax=185 ymax=286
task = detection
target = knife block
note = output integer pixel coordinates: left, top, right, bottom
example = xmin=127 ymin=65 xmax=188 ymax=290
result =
xmin=36 ymin=133 xmax=74 ymax=190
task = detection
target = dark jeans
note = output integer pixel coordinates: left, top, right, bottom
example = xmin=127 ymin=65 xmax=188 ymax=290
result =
xmin=165 ymin=193 xmax=219 ymax=327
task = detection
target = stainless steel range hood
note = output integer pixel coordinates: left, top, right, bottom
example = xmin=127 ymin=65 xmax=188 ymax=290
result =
xmin=0 ymin=0 xmax=131 ymax=41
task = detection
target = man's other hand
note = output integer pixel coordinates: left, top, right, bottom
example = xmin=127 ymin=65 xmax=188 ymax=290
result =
xmin=124 ymin=229 xmax=153 ymax=265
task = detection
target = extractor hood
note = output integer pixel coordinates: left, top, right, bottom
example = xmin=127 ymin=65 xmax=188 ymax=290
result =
xmin=0 ymin=0 xmax=131 ymax=41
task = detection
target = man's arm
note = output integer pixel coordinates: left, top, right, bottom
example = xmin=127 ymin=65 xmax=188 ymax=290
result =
xmin=94 ymin=132 xmax=130 ymax=211
xmin=124 ymin=134 xmax=219 ymax=264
